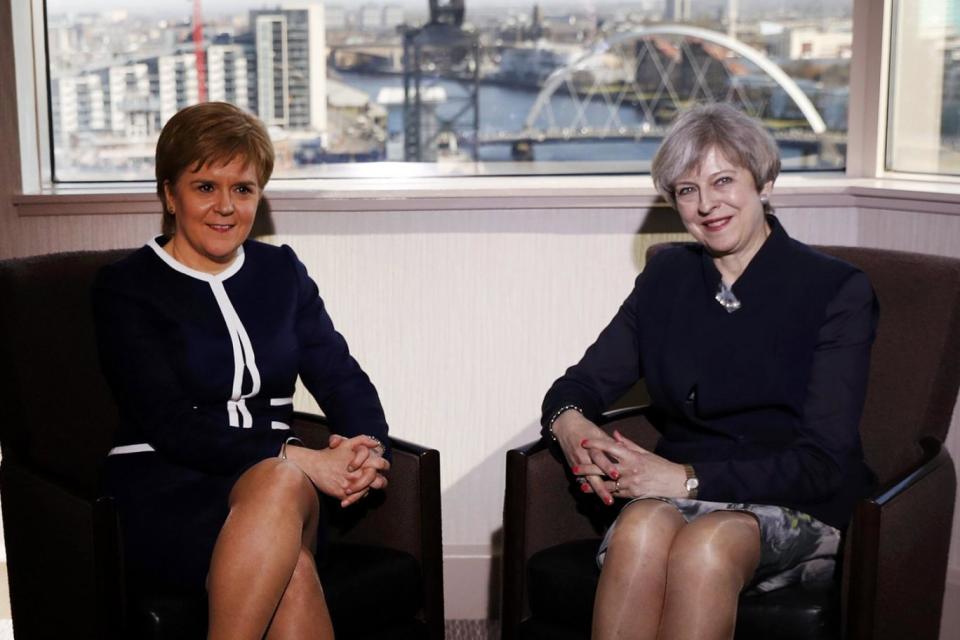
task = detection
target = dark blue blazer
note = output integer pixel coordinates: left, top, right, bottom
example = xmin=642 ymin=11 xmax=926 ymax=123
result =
xmin=94 ymin=238 xmax=389 ymax=476
xmin=542 ymin=217 xmax=878 ymax=529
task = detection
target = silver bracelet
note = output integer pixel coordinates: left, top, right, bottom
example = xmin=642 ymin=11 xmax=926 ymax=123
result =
xmin=367 ymin=435 xmax=386 ymax=455
xmin=547 ymin=405 xmax=583 ymax=441
xmin=279 ymin=436 xmax=304 ymax=460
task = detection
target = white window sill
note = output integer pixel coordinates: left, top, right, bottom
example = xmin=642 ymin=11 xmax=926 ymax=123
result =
xmin=12 ymin=173 xmax=960 ymax=217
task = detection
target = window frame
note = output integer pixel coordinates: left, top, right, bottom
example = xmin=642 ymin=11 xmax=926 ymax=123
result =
xmin=12 ymin=0 xmax=960 ymax=203
xmin=880 ymin=0 xmax=960 ymax=179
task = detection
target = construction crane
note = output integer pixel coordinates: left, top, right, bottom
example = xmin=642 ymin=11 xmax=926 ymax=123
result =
xmin=403 ymin=0 xmax=477 ymax=161
xmin=429 ymin=0 xmax=464 ymax=25
xmin=193 ymin=0 xmax=207 ymax=102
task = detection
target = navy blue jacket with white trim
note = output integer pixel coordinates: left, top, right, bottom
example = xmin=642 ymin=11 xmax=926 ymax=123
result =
xmin=93 ymin=238 xmax=389 ymax=476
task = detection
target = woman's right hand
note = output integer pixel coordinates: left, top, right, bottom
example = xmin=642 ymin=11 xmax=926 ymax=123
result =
xmin=283 ymin=436 xmax=388 ymax=508
xmin=550 ymin=410 xmax=620 ymax=505
xmin=329 ymin=434 xmax=390 ymax=496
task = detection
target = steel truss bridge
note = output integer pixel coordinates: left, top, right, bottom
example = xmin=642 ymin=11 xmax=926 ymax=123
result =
xmin=468 ymin=25 xmax=837 ymax=156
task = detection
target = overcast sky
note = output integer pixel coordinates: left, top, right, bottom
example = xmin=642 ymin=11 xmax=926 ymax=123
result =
xmin=45 ymin=1 xmax=638 ymax=22
xmin=48 ymin=1 xmax=603 ymax=11
xmin=46 ymin=1 xmax=828 ymax=20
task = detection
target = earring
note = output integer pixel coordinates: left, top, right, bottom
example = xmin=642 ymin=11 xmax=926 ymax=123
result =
xmin=759 ymin=194 xmax=769 ymax=206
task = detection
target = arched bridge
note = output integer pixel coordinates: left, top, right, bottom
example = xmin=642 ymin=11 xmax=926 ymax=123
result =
xmin=477 ymin=25 xmax=830 ymax=148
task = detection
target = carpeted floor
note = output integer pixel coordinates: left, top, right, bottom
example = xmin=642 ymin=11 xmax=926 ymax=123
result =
xmin=444 ymin=619 xmax=501 ymax=639
xmin=0 ymin=563 xmax=9 ymax=639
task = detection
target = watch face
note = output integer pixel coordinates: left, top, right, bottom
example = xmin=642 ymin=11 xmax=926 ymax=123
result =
xmin=685 ymin=478 xmax=699 ymax=491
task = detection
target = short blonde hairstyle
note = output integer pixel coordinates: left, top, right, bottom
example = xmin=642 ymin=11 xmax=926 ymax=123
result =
xmin=651 ymin=103 xmax=780 ymax=211
xmin=156 ymin=102 xmax=274 ymax=235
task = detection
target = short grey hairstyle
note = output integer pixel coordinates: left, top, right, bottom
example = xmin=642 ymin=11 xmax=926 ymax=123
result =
xmin=651 ymin=103 xmax=781 ymax=212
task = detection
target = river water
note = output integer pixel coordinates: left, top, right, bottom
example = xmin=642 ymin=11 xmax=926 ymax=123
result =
xmin=341 ymin=70 xmax=673 ymax=164
xmin=338 ymin=71 xmax=816 ymax=168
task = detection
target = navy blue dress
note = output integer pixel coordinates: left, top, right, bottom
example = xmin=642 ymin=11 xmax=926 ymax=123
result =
xmin=93 ymin=238 xmax=389 ymax=593
xmin=542 ymin=216 xmax=878 ymax=530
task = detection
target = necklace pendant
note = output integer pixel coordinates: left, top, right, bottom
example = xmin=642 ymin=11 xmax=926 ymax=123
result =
xmin=715 ymin=282 xmax=742 ymax=313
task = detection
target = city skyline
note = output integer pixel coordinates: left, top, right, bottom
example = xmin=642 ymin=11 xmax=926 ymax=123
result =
xmin=47 ymin=0 xmax=849 ymax=20
xmin=42 ymin=0 xmax=876 ymax=179
xmin=49 ymin=0 xmax=611 ymax=14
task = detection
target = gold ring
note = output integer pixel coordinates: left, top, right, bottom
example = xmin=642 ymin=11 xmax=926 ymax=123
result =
xmin=614 ymin=479 xmax=621 ymax=493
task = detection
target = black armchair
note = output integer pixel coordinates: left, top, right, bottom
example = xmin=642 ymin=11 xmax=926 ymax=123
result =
xmin=0 ymin=249 xmax=444 ymax=640
xmin=502 ymin=246 xmax=960 ymax=640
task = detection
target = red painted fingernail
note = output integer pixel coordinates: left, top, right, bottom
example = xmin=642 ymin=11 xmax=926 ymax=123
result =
xmin=610 ymin=470 xmax=620 ymax=480
xmin=580 ymin=483 xmax=590 ymax=493
xmin=605 ymin=496 xmax=614 ymax=505
xmin=572 ymin=465 xmax=580 ymax=474
xmin=580 ymin=439 xmax=589 ymax=447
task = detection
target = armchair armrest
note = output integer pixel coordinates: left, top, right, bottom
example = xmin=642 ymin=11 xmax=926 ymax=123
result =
xmin=843 ymin=438 xmax=956 ymax=640
xmin=290 ymin=412 xmax=444 ymax=639
xmin=0 ymin=458 xmax=124 ymax=640
xmin=598 ymin=405 xmax=650 ymax=424
xmin=502 ymin=439 xmax=599 ymax=639
xmin=502 ymin=406 xmax=659 ymax=638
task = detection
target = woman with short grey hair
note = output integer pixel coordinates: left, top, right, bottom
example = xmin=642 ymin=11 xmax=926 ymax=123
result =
xmin=651 ymin=104 xmax=781 ymax=216
xmin=542 ymin=103 xmax=877 ymax=639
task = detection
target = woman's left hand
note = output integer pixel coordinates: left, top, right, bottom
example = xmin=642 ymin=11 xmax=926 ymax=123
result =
xmin=328 ymin=434 xmax=390 ymax=503
xmin=574 ymin=430 xmax=688 ymax=499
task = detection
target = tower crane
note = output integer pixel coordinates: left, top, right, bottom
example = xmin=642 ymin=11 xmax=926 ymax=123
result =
xmin=193 ymin=0 xmax=207 ymax=102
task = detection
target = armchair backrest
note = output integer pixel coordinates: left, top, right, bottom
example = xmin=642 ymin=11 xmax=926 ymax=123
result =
xmin=815 ymin=246 xmax=960 ymax=485
xmin=0 ymin=249 xmax=132 ymax=496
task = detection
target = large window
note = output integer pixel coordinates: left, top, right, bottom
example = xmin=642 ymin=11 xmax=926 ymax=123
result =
xmin=43 ymin=0 xmax=855 ymax=182
xmin=886 ymin=0 xmax=960 ymax=176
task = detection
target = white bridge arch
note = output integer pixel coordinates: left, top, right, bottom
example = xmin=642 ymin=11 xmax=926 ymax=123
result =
xmin=524 ymin=25 xmax=826 ymax=136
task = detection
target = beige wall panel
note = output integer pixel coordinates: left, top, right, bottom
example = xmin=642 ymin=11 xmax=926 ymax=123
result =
xmin=1 ymin=213 xmax=156 ymax=258
xmin=263 ymin=207 xmax=690 ymax=547
xmin=776 ymin=207 xmax=860 ymax=246
xmin=857 ymin=207 xmax=960 ymax=257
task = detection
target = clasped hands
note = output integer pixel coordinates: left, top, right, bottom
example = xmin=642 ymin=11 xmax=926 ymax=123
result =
xmin=551 ymin=410 xmax=686 ymax=505
xmin=284 ymin=434 xmax=390 ymax=508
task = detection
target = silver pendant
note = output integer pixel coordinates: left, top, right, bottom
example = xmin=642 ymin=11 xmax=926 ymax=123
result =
xmin=715 ymin=282 xmax=742 ymax=313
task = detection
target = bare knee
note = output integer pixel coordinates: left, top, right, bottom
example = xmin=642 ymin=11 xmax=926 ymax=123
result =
xmin=666 ymin=512 xmax=761 ymax=588
xmin=606 ymin=499 xmax=685 ymax=561
xmin=229 ymin=458 xmax=319 ymax=519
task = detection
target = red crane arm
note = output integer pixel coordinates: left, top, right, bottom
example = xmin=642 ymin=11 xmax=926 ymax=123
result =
xmin=194 ymin=0 xmax=207 ymax=102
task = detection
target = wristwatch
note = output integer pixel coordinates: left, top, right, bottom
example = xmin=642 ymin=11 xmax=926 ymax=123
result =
xmin=683 ymin=464 xmax=699 ymax=499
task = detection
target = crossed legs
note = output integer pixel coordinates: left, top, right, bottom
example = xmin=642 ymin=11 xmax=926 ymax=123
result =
xmin=207 ymin=458 xmax=334 ymax=640
xmin=592 ymin=499 xmax=761 ymax=640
